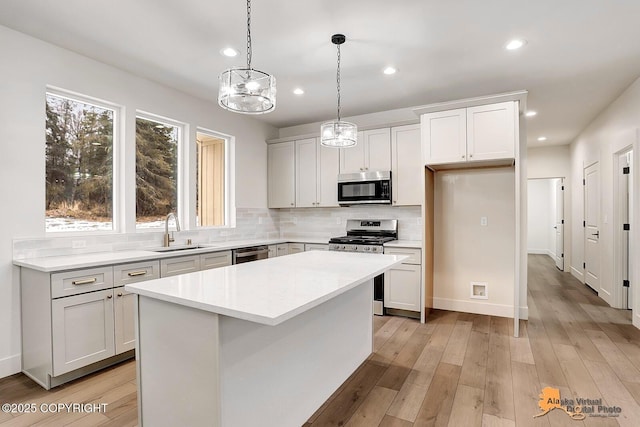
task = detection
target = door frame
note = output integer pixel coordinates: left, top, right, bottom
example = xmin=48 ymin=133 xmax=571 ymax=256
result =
xmin=525 ymin=177 xmax=565 ymax=267
xmin=613 ymin=147 xmax=633 ymax=310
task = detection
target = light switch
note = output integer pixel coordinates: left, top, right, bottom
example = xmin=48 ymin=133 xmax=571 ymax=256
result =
xmin=480 ymin=216 xmax=488 ymax=226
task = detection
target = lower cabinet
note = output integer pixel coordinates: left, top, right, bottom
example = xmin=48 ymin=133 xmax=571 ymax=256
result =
xmin=200 ymin=251 xmax=232 ymax=270
xmin=288 ymin=243 xmax=305 ymax=254
xmin=276 ymin=243 xmax=289 ymax=257
xmin=304 ymin=243 xmax=328 ymax=251
xmin=160 ymin=255 xmax=201 ymax=277
xmin=384 ymin=247 xmax=422 ymax=313
xmin=114 ymin=287 xmax=136 ymax=354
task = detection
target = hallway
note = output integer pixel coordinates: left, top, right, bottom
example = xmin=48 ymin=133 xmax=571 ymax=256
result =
xmin=1 ymin=255 xmax=640 ymax=426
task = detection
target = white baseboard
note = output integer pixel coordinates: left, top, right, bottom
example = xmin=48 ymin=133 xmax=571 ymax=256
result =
xmin=519 ymin=305 xmax=529 ymax=320
xmin=571 ymin=266 xmax=584 ymax=283
xmin=433 ymin=297 xmax=514 ymax=318
xmin=527 ymin=249 xmax=548 ymax=254
xmin=0 ymin=354 xmax=21 ymax=379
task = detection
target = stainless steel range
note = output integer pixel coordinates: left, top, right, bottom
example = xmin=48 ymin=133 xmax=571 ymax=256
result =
xmin=329 ymin=219 xmax=398 ymax=315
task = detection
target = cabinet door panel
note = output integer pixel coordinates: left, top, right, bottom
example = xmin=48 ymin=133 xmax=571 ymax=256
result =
xmin=391 ymin=125 xmax=422 ymax=206
xmin=422 ymin=108 xmax=467 ymax=165
xmin=318 ymin=143 xmax=340 ymax=207
xmin=365 ymin=128 xmax=391 ymax=171
xmin=276 ymin=244 xmax=289 ymax=257
xmin=295 ymin=138 xmax=318 ymax=207
xmin=288 ymin=243 xmax=305 ymax=254
xmin=384 ymin=264 xmax=421 ymax=312
xmin=160 ymin=255 xmax=201 ymax=277
xmin=52 ymin=289 xmax=115 ymax=375
xmin=114 ymin=287 xmax=136 ymax=354
xmin=200 ymin=251 xmax=232 ymax=270
xmin=339 ymin=131 xmax=365 ymax=174
xmin=268 ymin=142 xmax=295 ymax=208
xmin=466 ymin=101 xmax=515 ymax=161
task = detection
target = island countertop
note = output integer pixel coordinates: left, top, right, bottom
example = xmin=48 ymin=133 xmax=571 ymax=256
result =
xmin=125 ymin=251 xmax=406 ymax=326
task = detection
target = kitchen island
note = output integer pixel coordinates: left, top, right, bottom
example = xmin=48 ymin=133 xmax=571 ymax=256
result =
xmin=125 ymin=250 xmax=406 ymax=427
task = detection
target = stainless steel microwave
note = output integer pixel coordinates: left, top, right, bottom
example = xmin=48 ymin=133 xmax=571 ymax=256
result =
xmin=337 ymin=171 xmax=392 ymax=206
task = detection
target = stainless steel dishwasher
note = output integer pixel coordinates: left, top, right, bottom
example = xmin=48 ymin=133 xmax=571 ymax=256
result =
xmin=232 ymin=245 xmax=269 ymax=264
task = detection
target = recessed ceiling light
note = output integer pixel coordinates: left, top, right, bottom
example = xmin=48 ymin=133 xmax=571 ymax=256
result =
xmin=537 ymin=136 xmax=547 ymax=142
xmin=221 ymin=47 xmax=238 ymax=57
xmin=383 ymin=66 xmax=397 ymax=75
xmin=293 ymin=88 xmax=304 ymax=95
xmin=505 ymin=39 xmax=526 ymax=50
xmin=525 ymin=110 xmax=537 ymax=117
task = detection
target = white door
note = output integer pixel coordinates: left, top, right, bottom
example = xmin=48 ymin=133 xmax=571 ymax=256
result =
xmin=339 ymin=131 xmax=365 ymax=174
xmin=268 ymin=142 xmax=295 ymax=208
xmin=555 ymin=179 xmax=564 ymax=270
xmin=620 ymin=151 xmax=632 ymax=309
xmin=317 ymin=142 xmax=340 ymax=207
xmin=584 ymin=162 xmax=600 ymax=292
xmin=466 ymin=101 xmax=516 ymax=161
xmin=114 ymin=287 xmax=136 ymax=354
xmin=295 ymin=138 xmax=317 ymax=208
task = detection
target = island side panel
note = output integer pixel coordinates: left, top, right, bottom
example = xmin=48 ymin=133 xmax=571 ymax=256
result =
xmin=136 ymin=296 xmax=221 ymax=427
xmin=219 ymin=279 xmax=374 ymax=427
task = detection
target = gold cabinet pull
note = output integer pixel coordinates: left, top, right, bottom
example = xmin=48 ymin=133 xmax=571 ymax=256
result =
xmin=72 ymin=278 xmax=97 ymax=285
xmin=117 ymin=293 xmax=123 ymax=297
xmin=127 ymin=271 xmax=147 ymax=277
xmin=107 ymin=294 xmax=113 ymax=299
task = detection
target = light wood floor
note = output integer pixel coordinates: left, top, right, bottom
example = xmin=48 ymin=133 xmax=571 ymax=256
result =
xmin=2 ymin=254 xmax=640 ymax=426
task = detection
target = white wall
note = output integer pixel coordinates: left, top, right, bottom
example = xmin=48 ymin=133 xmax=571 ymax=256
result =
xmin=569 ymin=75 xmax=640 ymax=327
xmin=528 ymin=180 xmax=553 ymax=255
xmin=0 ymin=25 xmax=277 ymax=377
xmin=527 ymin=146 xmax=571 ymax=271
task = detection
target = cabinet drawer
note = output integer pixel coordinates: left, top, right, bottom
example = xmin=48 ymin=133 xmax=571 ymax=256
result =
xmin=304 ymin=244 xmax=328 ymax=251
xmin=160 ymin=255 xmax=201 ymax=277
xmin=288 ymin=243 xmax=305 ymax=254
xmin=200 ymin=251 xmax=232 ymax=270
xmin=52 ymin=267 xmax=114 ymax=298
xmin=113 ymin=261 xmax=160 ymax=286
xmin=383 ymin=247 xmax=422 ymax=265
xmin=276 ymin=244 xmax=289 ymax=257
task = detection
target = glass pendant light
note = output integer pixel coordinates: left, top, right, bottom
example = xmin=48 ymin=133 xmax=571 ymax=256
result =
xmin=321 ymin=34 xmax=357 ymax=148
xmin=218 ymin=0 xmax=276 ymax=114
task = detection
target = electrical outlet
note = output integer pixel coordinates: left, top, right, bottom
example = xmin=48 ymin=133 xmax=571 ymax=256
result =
xmin=72 ymin=240 xmax=86 ymax=249
xmin=480 ymin=216 xmax=488 ymax=226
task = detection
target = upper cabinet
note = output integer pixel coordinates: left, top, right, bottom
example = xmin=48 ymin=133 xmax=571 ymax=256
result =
xmin=269 ymin=138 xmax=340 ymax=209
xmin=268 ymin=141 xmax=295 ymax=208
xmin=340 ymin=128 xmax=391 ymax=173
xmin=391 ymin=124 xmax=422 ymax=206
xmin=295 ymin=138 xmax=340 ymax=208
xmin=421 ymin=101 xmax=516 ymax=168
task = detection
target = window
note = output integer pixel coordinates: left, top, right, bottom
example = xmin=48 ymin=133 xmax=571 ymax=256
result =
xmin=196 ymin=131 xmax=227 ymax=227
xmin=45 ymin=92 xmax=115 ymax=232
xmin=135 ymin=115 xmax=181 ymax=229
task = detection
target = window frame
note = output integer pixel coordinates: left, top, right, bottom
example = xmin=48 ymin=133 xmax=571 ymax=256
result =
xmin=134 ymin=111 xmax=187 ymax=232
xmin=194 ymin=127 xmax=234 ymax=229
xmin=44 ymin=87 xmax=122 ymax=235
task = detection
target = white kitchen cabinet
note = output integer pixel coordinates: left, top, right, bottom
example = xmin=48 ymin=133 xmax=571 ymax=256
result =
xmin=295 ymin=138 xmax=318 ymax=208
xmin=160 ymin=255 xmax=201 ymax=277
xmin=304 ymin=243 xmax=328 ymax=251
xmin=268 ymin=245 xmax=277 ymax=258
xmin=384 ymin=247 xmax=422 ymax=313
xmin=113 ymin=260 xmax=159 ymax=286
xmin=317 ymin=142 xmax=340 ymax=207
xmin=276 ymin=243 xmax=289 ymax=257
xmin=391 ymin=124 xmax=422 ymax=206
xmin=114 ymin=287 xmax=136 ymax=354
xmin=288 ymin=243 xmax=305 ymax=254
xmin=51 ymin=266 xmax=113 ymax=298
xmin=268 ymin=141 xmax=295 ymax=208
xmin=340 ymin=128 xmax=391 ymax=173
xmin=200 ymin=251 xmax=232 ymax=270
xmin=421 ymin=101 xmax=516 ymax=167
xmin=52 ymin=288 xmax=115 ymax=376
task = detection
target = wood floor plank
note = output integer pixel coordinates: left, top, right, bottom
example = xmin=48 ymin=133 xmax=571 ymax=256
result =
xmin=510 ymin=335 xmax=535 ymax=365
xmin=344 ymin=386 xmax=396 ymax=427
xmin=585 ymin=329 xmax=640 ymax=383
xmin=374 ymin=317 xmax=407 ymax=353
xmin=447 ymin=384 xmax=484 ymax=427
xmin=377 ymin=325 xmax=431 ymax=390
xmin=378 ymin=414 xmax=413 ymax=427
xmin=413 ymin=362 xmax=461 ymax=426
xmin=372 ymin=319 xmax=419 ymax=366
xmin=459 ymin=331 xmax=489 ymax=389
xmin=530 ymin=336 xmax=568 ymax=388
xmin=404 ymin=344 xmax=443 ymax=387
xmin=441 ymin=320 xmax=473 ymax=366
xmin=482 ymin=414 xmax=516 ymax=427
xmin=484 ymin=332 xmax=515 ymax=421
xmin=511 ymin=361 xmax=550 ymax=427
xmin=386 ymin=381 xmax=428 ymax=422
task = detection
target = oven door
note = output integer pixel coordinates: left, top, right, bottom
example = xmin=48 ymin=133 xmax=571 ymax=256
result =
xmin=337 ymin=174 xmax=391 ymax=206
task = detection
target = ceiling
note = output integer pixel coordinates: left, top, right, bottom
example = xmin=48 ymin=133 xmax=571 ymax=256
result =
xmin=2 ymin=0 xmax=640 ymax=147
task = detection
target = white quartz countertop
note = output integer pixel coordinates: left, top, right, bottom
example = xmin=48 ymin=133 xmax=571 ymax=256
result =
xmin=384 ymin=240 xmax=422 ymax=249
xmin=126 ymin=251 xmax=407 ymax=326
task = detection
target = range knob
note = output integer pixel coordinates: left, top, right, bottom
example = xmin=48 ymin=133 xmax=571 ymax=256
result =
xmin=364 ymin=246 xmax=370 ymax=251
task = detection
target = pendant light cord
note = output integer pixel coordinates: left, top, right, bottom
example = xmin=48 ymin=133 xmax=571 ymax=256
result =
xmin=336 ymin=43 xmax=341 ymax=121
xmin=246 ymin=0 xmax=252 ymax=70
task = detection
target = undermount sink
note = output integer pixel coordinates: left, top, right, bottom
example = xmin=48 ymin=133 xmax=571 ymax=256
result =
xmin=149 ymin=244 xmax=209 ymax=253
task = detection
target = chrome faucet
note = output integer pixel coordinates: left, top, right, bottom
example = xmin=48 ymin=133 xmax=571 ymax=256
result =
xmin=163 ymin=212 xmax=181 ymax=247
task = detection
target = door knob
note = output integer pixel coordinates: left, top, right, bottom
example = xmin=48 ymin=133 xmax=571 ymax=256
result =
xmin=553 ymin=226 xmax=557 ymax=229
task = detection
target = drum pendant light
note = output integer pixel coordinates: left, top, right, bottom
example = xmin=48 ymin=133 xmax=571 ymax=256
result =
xmin=320 ymin=34 xmax=357 ymax=148
xmin=218 ymin=0 xmax=276 ymax=114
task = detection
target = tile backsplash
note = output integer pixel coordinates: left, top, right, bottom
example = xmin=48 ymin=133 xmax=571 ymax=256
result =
xmin=13 ymin=206 xmax=421 ymax=259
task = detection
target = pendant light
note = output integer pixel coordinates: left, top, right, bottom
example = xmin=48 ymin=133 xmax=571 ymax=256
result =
xmin=321 ymin=34 xmax=357 ymax=148
xmin=218 ymin=0 xmax=276 ymax=114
